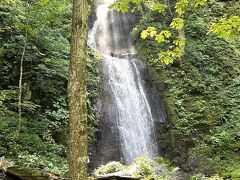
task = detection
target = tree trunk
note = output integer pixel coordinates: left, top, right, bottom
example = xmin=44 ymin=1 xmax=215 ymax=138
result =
xmin=178 ymin=28 xmax=185 ymax=67
xmin=68 ymin=0 xmax=89 ymax=179
xmin=177 ymin=13 xmax=185 ymax=67
xmin=17 ymin=28 xmax=27 ymax=136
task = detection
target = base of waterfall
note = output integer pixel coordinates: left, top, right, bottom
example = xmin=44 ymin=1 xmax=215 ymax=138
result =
xmin=92 ymin=157 xmax=188 ymax=180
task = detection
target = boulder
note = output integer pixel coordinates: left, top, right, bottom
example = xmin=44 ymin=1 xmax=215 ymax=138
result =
xmin=6 ymin=166 xmax=50 ymax=180
xmin=93 ymin=157 xmax=189 ymax=180
xmin=94 ymin=173 xmax=141 ymax=180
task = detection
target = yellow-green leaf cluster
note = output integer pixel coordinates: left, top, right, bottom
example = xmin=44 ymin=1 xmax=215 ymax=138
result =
xmin=175 ymin=0 xmax=207 ymax=15
xmin=141 ymin=27 xmax=157 ymax=39
xmin=208 ymin=16 xmax=240 ymax=40
xmin=145 ymin=0 xmax=166 ymax=13
xmin=109 ymin=0 xmax=208 ymax=65
xmin=173 ymin=36 xmax=186 ymax=46
xmin=159 ymin=47 xmax=182 ymax=65
xmin=170 ymin=18 xmax=184 ymax=29
xmin=155 ymin=30 xmax=172 ymax=43
xmin=191 ymin=0 xmax=207 ymax=8
xmin=175 ymin=0 xmax=189 ymax=15
xmin=109 ymin=2 xmax=130 ymax=13
xmin=109 ymin=0 xmax=147 ymax=13
xmin=141 ymin=27 xmax=172 ymax=44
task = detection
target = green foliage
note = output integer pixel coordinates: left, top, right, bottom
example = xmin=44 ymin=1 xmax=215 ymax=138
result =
xmin=190 ymin=173 xmax=223 ymax=180
xmin=95 ymin=156 xmax=179 ymax=179
xmin=14 ymin=153 xmax=68 ymax=176
xmin=170 ymin=18 xmax=185 ymax=30
xmin=223 ymin=164 xmax=240 ymax=179
xmin=209 ymin=16 xmax=240 ymax=40
xmin=133 ymin=0 xmax=240 ymax=177
xmin=134 ymin=156 xmax=155 ymax=177
xmin=156 ymin=157 xmax=170 ymax=165
xmin=110 ymin=0 xmax=207 ymax=64
xmin=95 ymin=161 xmax=125 ymax=175
xmin=0 ymin=0 xmax=101 ymax=176
xmin=86 ymin=48 xmax=101 ymax=141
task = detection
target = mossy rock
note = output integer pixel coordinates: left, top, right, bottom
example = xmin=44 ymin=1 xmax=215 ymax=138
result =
xmin=6 ymin=166 xmax=50 ymax=180
xmin=163 ymin=94 xmax=178 ymax=124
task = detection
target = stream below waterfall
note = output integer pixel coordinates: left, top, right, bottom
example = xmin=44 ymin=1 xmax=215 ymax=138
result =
xmin=88 ymin=0 xmax=167 ymax=168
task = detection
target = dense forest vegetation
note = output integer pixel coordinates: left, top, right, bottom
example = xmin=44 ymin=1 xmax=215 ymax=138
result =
xmin=0 ymin=0 xmax=239 ymax=179
xmin=132 ymin=0 xmax=240 ymax=178
xmin=0 ymin=0 xmax=100 ymax=176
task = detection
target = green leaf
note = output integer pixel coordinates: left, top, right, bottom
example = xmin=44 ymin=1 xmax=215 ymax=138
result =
xmin=141 ymin=30 xmax=149 ymax=39
xmin=170 ymin=18 xmax=184 ymax=29
xmin=155 ymin=34 xmax=165 ymax=43
xmin=162 ymin=30 xmax=172 ymax=38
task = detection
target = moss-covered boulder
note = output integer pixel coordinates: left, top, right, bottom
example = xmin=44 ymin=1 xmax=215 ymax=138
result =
xmin=93 ymin=157 xmax=188 ymax=180
xmin=6 ymin=166 xmax=50 ymax=180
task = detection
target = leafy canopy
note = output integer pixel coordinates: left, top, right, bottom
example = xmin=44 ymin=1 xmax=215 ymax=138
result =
xmin=110 ymin=0 xmax=239 ymax=65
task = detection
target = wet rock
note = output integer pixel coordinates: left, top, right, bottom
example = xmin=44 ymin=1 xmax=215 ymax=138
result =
xmin=94 ymin=175 xmax=141 ymax=179
xmin=6 ymin=166 xmax=50 ymax=180
xmin=0 ymin=156 xmax=14 ymax=171
xmin=93 ymin=157 xmax=188 ymax=180
xmin=0 ymin=170 xmax=7 ymax=180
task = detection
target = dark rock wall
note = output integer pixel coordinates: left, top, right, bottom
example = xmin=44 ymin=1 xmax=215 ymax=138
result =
xmin=89 ymin=59 xmax=172 ymax=171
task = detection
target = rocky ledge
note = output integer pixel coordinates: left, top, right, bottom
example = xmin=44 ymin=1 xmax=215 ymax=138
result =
xmin=92 ymin=157 xmax=188 ymax=180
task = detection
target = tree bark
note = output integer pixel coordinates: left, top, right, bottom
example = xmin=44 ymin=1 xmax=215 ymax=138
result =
xmin=17 ymin=27 xmax=28 ymax=136
xmin=177 ymin=13 xmax=185 ymax=67
xmin=68 ymin=0 xmax=89 ymax=180
xmin=178 ymin=28 xmax=185 ymax=67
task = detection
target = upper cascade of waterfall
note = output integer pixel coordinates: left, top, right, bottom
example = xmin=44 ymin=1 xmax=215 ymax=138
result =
xmin=88 ymin=0 xmax=135 ymax=55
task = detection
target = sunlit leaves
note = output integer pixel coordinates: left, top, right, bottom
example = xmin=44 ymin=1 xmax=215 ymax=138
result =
xmin=173 ymin=36 xmax=186 ymax=46
xmin=175 ymin=0 xmax=189 ymax=15
xmin=140 ymin=26 xmax=184 ymax=64
xmin=155 ymin=34 xmax=165 ymax=43
xmin=175 ymin=0 xmax=207 ymax=15
xmin=140 ymin=31 xmax=148 ymax=39
xmin=155 ymin=30 xmax=172 ymax=43
xmin=162 ymin=30 xmax=172 ymax=38
xmin=110 ymin=0 xmax=166 ymax=13
xmin=208 ymin=16 xmax=240 ymax=40
xmin=109 ymin=2 xmax=130 ymax=13
xmin=149 ymin=28 xmax=157 ymax=37
xmin=158 ymin=46 xmax=182 ymax=65
xmin=109 ymin=0 xmax=212 ymax=65
xmin=170 ymin=18 xmax=184 ymax=30
xmin=159 ymin=52 xmax=174 ymax=65
xmin=0 ymin=0 xmax=16 ymax=6
xmin=191 ymin=0 xmax=207 ymax=8
xmin=109 ymin=0 xmax=144 ymax=12
xmin=141 ymin=27 xmax=157 ymax=39
xmin=109 ymin=0 xmax=208 ymax=14
xmin=141 ymin=27 xmax=172 ymax=44
xmin=145 ymin=0 xmax=166 ymax=13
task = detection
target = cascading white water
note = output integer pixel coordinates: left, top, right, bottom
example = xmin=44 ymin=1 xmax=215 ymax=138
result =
xmin=101 ymin=55 xmax=159 ymax=163
xmin=89 ymin=0 xmax=164 ymax=165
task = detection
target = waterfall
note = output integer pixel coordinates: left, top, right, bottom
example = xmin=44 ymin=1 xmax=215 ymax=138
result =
xmin=89 ymin=0 xmax=167 ymax=166
xmin=101 ymin=56 xmax=159 ymax=164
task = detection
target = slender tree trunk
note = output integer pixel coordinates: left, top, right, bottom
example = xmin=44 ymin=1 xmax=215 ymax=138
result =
xmin=177 ymin=13 xmax=185 ymax=67
xmin=178 ymin=28 xmax=185 ymax=67
xmin=17 ymin=30 xmax=27 ymax=136
xmin=166 ymin=0 xmax=173 ymax=18
xmin=68 ymin=0 xmax=89 ymax=179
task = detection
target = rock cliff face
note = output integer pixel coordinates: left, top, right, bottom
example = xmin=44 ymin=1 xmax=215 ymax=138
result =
xmin=89 ymin=57 xmax=171 ymax=171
